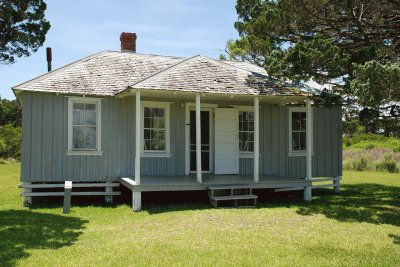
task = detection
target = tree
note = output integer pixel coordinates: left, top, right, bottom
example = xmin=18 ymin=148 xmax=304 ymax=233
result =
xmin=231 ymin=0 xmax=400 ymax=135
xmin=0 ymin=98 xmax=22 ymax=127
xmin=0 ymin=0 xmax=50 ymax=64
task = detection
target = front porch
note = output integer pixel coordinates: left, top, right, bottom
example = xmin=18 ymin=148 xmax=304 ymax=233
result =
xmin=127 ymin=90 xmax=315 ymax=211
xmin=119 ymin=174 xmax=316 ymax=210
xmin=120 ymin=174 xmax=311 ymax=192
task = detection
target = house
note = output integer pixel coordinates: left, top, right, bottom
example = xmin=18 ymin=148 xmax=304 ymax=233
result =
xmin=13 ymin=32 xmax=342 ymax=211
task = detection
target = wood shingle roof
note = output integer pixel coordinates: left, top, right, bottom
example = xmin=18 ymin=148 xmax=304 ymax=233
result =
xmin=13 ymin=51 xmax=309 ymax=97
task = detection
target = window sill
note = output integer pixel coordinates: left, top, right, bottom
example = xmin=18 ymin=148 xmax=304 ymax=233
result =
xmin=66 ymin=150 xmax=103 ymax=156
xmin=141 ymin=153 xmax=172 ymax=158
xmin=288 ymin=151 xmax=314 ymax=157
xmin=239 ymin=153 xmax=255 ymax=158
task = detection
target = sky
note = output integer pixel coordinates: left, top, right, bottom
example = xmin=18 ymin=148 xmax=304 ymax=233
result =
xmin=0 ymin=0 xmax=239 ymax=99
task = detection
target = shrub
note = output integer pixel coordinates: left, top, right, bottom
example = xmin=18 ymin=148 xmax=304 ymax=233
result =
xmin=343 ymin=156 xmax=372 ymax=171
xmin=365 ymin=143 xmax=375 ymax=150
xmin=0 ymin=124 xmax=22 ymax=159
xmin=393 ymin=145 xmax=400 ymax=153
xmin=375 ymin=154 xmax=399 ymax=173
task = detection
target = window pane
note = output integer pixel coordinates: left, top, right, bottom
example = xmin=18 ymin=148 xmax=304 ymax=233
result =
xmin=73 ymin=103 xmax=97 ymax=126
xmin=84 ymin=127 xmax=96 ymax=149
xmin=248 ymin=142 xmax=254 ymax=152
xmin=144 ymin=107 xmax=151 ymax=117
xmin=153 ymin=130 xmax=165 ymax=140
xmin=248 ymin=112 xmax=254 ymax=121
xmin=249 ymin=132 xmax=254 ymax=142
xmin=144 ymin=118 xmax=152 ymax=128
xmin=249 ymin=121 xmax=254 ymax=131
xmin=292 ymin=132 xmax=300 ymax=151
xmin=300 ymin=113 xmax=307 ymax=131
xmin=144 ymin=129 xmax=151 ymax=139
xmin=85 ymin=103 xmax=95 ymax=110
xmin=85 ymin=110 xmax=96 ymax=125
xmin=300 ymin=132 xmax=306 ymax=150
xmin=73 ymin=110 xmax=84 ymax=125
xmin=155 ymin=108 xmax=165 ymax=117
xmin=292 ymin=112 xmax=301 ymax=131
xmin=151 ymin=139 xmax=165 ymax=151
xmin=143 ymin=107 xmax=166 ymax=151
xmin=144 ymin=139 xmax=151 ymax=150
xmin=73 ymin=127 xmax=84 ymax=149
xmin=153 ymin=117 xmax=165 ymax=128
xmin=239 ymin=111 xmax=254 ymax=152
xmin=73 ymin=103 xmax=84 ymax=111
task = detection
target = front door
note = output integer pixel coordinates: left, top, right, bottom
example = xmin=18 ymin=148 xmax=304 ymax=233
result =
xmin=190 ymin=110 xmax=211 ymax=172
xmin=214 ymin=108 xmax=239 ymax=174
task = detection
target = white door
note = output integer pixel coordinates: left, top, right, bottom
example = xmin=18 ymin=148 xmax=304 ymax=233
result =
xmin=214 ymin=108 xmax=239 ymax=174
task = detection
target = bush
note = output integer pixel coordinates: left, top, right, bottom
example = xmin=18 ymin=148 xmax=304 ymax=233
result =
xmin=375 ymin=154 xmax=399 ymax=173
xmin=343 ymin=156 xmax=372 ymax=171
xmin=393 ymin=145 xmax=400 ymax=153
xmin=365 ymin=143 xmax=375 ymax=150
xmin=0 ymin=124 xmax=22 ymax=159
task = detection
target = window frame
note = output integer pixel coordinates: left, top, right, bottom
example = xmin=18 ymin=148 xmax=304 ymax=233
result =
xmin=67 ymin=97 xmax=102 ymax=156
xmin=288 ymin=107 xmax=308 ymax=157
xmin=141 ymin=101 xmax=171 ymax=157
xmin=235 ymin=106 xmax=255 ymax=158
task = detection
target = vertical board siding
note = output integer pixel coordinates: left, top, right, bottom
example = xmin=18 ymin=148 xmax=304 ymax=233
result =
xmin=21 ymin=93 xmax=32 ymax=182
xmin=239 ymin=158 xmax=253 ymax=175
xmin=30 ymin=93 xmax=43 ymax=181
xmin=21 ymin=92 xmax=342 ymax=183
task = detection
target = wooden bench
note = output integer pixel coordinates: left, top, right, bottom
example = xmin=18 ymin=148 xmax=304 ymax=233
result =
xmin=274 ymin=177 xmax=342 ymax=193
xmin=20 ymin=182 xmax=121 ymax=210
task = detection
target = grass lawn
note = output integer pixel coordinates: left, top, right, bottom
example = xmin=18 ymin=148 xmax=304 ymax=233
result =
xmin=0 ymin=164 xmax=399 ymax=266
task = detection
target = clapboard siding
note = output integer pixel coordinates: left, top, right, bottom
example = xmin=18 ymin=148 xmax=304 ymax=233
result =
xmin=21 ymin=92 xmax=342 ymax=182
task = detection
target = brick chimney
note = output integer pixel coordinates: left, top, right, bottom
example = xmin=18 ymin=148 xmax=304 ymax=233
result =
xmin=120 ymin=32 xmax=137 ymax=52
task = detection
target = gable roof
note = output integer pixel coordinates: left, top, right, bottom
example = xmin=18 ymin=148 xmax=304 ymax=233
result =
xmin=13 ymin=51 xmax=309 ymax=97
xmin=128 ymin=55 xmax=303 ymax=96
xmin=13 ymin=51 xmax=183 ymax=96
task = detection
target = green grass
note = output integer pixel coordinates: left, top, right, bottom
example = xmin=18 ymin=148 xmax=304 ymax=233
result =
xmin=1 ymin=164 xmax=399 ymax=266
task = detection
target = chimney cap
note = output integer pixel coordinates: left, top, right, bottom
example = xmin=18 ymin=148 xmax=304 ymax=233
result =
xmin=120 ymin=32 xmax=137 ymax=40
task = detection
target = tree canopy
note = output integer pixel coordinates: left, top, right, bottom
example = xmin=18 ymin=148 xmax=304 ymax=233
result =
xmin=230 ymin=0 xmax=400 ymax=135
xmin=0 ymin=0 xmax=50 ymax=64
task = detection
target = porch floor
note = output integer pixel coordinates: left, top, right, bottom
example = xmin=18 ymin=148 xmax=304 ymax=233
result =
xmin=119 ymin=174 xmax=311 ymax=192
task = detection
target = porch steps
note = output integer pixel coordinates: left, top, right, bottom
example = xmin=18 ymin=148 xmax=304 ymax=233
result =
xmin=208 ymin=184 xmax=258 ymax=208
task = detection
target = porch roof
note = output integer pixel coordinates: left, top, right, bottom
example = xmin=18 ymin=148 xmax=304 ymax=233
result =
xmin=124 ymin=55 xmax=309 ymax=97
xmin=12 ymin=50 xmax=312 ymax=98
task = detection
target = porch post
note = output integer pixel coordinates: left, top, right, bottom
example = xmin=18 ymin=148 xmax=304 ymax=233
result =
xmin=304 ymin=98 xmax=313 ymax=201
xmin=195 ymin=94 xmax=202 ymax=183
xmin=253 ymin=96 xmax=259 ymax=182
xmin=135 ymin=91 xmax=141 ymax=185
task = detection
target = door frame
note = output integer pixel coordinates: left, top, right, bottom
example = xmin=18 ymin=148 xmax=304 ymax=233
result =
xmin=185 ymin=103 xmax=218 ymax=175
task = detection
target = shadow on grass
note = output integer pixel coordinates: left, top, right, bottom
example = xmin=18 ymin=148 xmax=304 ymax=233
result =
xmin=296 ymin=183 xmax=400 ymax=227
xmin=0 ymin=210 xmax=87 ymax=266
xmin=389 ymin=234 xmax=400 ymax=245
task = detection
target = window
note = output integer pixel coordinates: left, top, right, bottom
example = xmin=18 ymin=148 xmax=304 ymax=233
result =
xmin=67 ymin=97 xmax=102 ymax=155
xmin=141 ymin=102 xmax=170 ymax=156
xmin=289 ymin=108 xmax=307 ymax=156
xmin=239 ymin=111 xmax=254 ymax=153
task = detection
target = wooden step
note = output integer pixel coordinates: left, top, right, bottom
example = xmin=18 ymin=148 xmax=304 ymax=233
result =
xmin=210 ymin=194 xmax=258 ymax=201
xmin=208 ymin=184 xmax=251 ymax=190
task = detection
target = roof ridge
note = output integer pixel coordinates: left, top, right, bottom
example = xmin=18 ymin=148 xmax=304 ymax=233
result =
xmin=12 ymin=51 xmax=107 ymax=91
xmin=126 ymin=55 xmax=200 ymax=90
xmin=105 ymin=50 xmax=186 ymax=59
